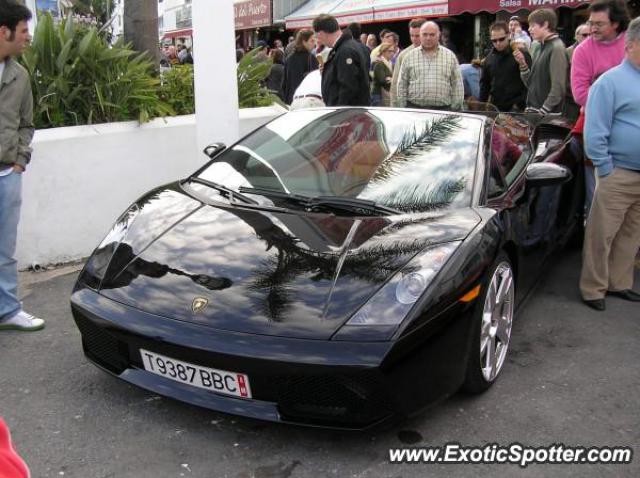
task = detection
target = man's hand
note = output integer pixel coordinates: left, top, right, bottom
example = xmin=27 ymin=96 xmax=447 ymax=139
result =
xmin=12 ymin=164 xmax=25 ymax=173
xmin=513 ymin=50 xmax=527 ymax=69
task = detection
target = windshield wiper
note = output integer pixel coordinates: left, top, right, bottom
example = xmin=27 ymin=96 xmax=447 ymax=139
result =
xmin=239 ymin=187 xmax=400 ymax=216
xmin=311 ymin=196 xmax=401 ymax=216
xmin=188 ymin=177 xmax=258 ymax=205
xmin=238 ymin=186 xmax=314 ymax=207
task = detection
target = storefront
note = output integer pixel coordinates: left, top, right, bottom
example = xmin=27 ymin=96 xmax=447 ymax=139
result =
xmin=162 ymin=1 xmax=194 ymax=47
xmin=235 ymin=0 xmax=273 ymax=49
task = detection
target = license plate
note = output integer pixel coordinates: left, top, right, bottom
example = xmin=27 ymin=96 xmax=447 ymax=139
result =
xmin=140 ymin=349 xmax=251 ymax=399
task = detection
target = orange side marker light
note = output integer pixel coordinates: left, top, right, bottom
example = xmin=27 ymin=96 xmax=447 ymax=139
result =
xmin=459 ymin=284 xmax=481 ymax=303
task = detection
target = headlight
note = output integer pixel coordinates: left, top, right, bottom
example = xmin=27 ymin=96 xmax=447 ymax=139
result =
xmin=346 ymin=241 xmax=460 ymax=326
xmin=81 ymin=204 xmax=140 ymax=287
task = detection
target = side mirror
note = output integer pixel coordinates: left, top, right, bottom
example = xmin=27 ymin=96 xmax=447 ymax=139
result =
xmin=525 ymin=162 xmax=572 ymax=187
xmin=203 ymin=142 xmax=226 ymax=159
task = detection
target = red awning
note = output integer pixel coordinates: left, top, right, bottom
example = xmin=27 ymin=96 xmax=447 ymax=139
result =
xmin=285 ymin=0 xmax=448 ymax=29
xmin=449 ymin=0 xmax=590 ymax=15
xmin=163 ymin=28 xmax=193 ymax=40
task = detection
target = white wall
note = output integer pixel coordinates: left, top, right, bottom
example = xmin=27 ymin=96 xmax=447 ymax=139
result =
xmin=16 ymin=105 xmax=286 ymax=269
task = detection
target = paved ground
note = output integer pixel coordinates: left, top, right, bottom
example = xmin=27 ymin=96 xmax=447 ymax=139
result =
xmin=1 ymin=251 xmax=639 ymax=478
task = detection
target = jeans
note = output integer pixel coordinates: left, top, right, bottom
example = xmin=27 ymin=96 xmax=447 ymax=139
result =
xmin=0 ymin=170 xmax=22 ymax=320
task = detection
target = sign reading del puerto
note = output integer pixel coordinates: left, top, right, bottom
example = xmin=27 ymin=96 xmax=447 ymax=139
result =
xmin=235 ymin=0 xmax=272 ymax=30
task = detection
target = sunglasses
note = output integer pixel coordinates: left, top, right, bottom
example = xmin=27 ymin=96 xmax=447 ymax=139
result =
xmin=587 ymin=21 xmax=610 ymax=28
xmin=579 ymin=33 xmax=591 ymax=38
xmin=491 ymin=37 xmax=507 ymax=43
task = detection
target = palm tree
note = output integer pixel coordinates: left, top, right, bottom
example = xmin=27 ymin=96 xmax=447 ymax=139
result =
xmin=123 ymin=0 xmax=158 ymax=63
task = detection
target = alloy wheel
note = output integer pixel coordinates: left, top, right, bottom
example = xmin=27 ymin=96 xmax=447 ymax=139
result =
xmin=479 ymin=262 xmax=514 ymax=382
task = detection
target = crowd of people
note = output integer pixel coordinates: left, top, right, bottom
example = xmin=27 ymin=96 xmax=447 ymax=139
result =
xmin=160 ymin=42 xmax=193 ymax=67
xmin=249 ymin=0 xmax=639 ymax=312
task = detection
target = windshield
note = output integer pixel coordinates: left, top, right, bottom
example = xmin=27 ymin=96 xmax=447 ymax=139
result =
xmin=196 ymin=109 xmax=482 ymax=213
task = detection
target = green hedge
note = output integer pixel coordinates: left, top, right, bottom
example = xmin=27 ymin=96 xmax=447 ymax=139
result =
xmin=20 ymin=13 xmax=173 ymax=128
xmin=159 ymin=49 xmax=280 ymax=112
xmin=158 ymin=64 xmax=195 ymax=116
xmin=20 ymin=15 xmax=280 ymax=129
xmin=237 ymin=49 xmax=279 ymax=108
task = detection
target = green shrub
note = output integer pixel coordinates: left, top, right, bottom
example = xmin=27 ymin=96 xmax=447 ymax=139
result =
xmin=158 ymin=65 xmax=195 ymax=116
xmin=20 ymin=13 xmax=173 ymax=128
xmin=159 ymin=49 xmax=281 ymax=111
xmin=237 ymin=48 xmax=279 ymax=108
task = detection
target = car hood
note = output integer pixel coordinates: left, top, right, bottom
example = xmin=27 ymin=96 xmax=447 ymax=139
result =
xmin=98 ymin=185 xmax=481 ymax=340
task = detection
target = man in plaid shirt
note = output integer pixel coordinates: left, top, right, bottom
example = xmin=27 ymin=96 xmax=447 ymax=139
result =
xmin=396 ymin=21 xmax=464 ymax=110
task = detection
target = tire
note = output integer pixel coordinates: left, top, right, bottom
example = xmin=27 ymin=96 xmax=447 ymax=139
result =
xmin=462 ymin=252 xmax=515 ymax=394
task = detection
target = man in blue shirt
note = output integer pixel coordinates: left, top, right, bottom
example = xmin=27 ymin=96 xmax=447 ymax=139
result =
xmin=459 ymin=61 xmax=480 ymax=101
xmin=580 ymin=17 xmax=640 ymax=311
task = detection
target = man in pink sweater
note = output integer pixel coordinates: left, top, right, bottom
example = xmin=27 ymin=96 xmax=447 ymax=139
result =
xmin=570 ymin=0 xmax=629 ymax=214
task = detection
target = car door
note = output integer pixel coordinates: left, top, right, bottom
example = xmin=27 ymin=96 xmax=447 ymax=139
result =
xmin=531 ymin=120 xmax=583 ymax=246
xmin=485 ymin=114 xmax=565 ymax=301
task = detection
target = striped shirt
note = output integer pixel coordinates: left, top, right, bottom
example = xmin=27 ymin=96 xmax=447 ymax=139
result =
xmin=397 ymin=45 xmax=464 ymax=109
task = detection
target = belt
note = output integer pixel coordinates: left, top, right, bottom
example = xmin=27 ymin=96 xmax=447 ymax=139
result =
xmin=293 ymin=94 xmax=323 ymax=101
xmin=406 ymin=101 xmax=451 ymax=111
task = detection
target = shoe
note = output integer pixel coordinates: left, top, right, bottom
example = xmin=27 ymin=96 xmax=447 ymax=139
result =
xmin=583 ymin=298 xmax=606 ymax=311
xmin=607 ymin=289 xmax=640 ymax=302
xmin=0 ymin=310 xmax=45 ymax=331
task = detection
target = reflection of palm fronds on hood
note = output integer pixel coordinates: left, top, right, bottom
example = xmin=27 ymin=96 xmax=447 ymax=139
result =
xmin=248 ymin=256 xmax=299 ymax=321
xmin=246 ymin=237 xmax=429 ymax=320
xmin=344 ymin=238 xmax=427 ymax=277
xmin=248 ymin=249 xmax=336 ymax=321
xmin=371 ymin=115 xmax=463 ymax=184
xmin=374 ymin=212 xmax=447 ymax=237
xmin=373 ymin=178 xmax=466 ymax=212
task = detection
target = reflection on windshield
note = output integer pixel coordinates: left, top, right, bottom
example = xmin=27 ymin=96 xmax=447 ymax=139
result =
xmin=198 ymin=109 xmax=482 ymax=214
xmin=361 ymin=115 xmax=466 ymax=212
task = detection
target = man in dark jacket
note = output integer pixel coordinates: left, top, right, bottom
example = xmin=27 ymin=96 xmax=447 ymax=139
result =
xmin=346 ymin=22 xmax=371 ymax=71
xmin=313 ymin=14 xmax=370 ymax=107
xmin=480 ymin=21 xmax=531 ymax=111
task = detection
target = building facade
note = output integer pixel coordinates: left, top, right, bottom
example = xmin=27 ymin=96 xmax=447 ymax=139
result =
xmin=159 ymin=0 xmax=193 ymax=45
xmin=156 ymin=0 xmax=639 ymax=56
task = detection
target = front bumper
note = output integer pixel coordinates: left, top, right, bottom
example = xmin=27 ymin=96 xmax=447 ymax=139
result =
xmin=70 ymin=287 xmax=472 ymax=429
